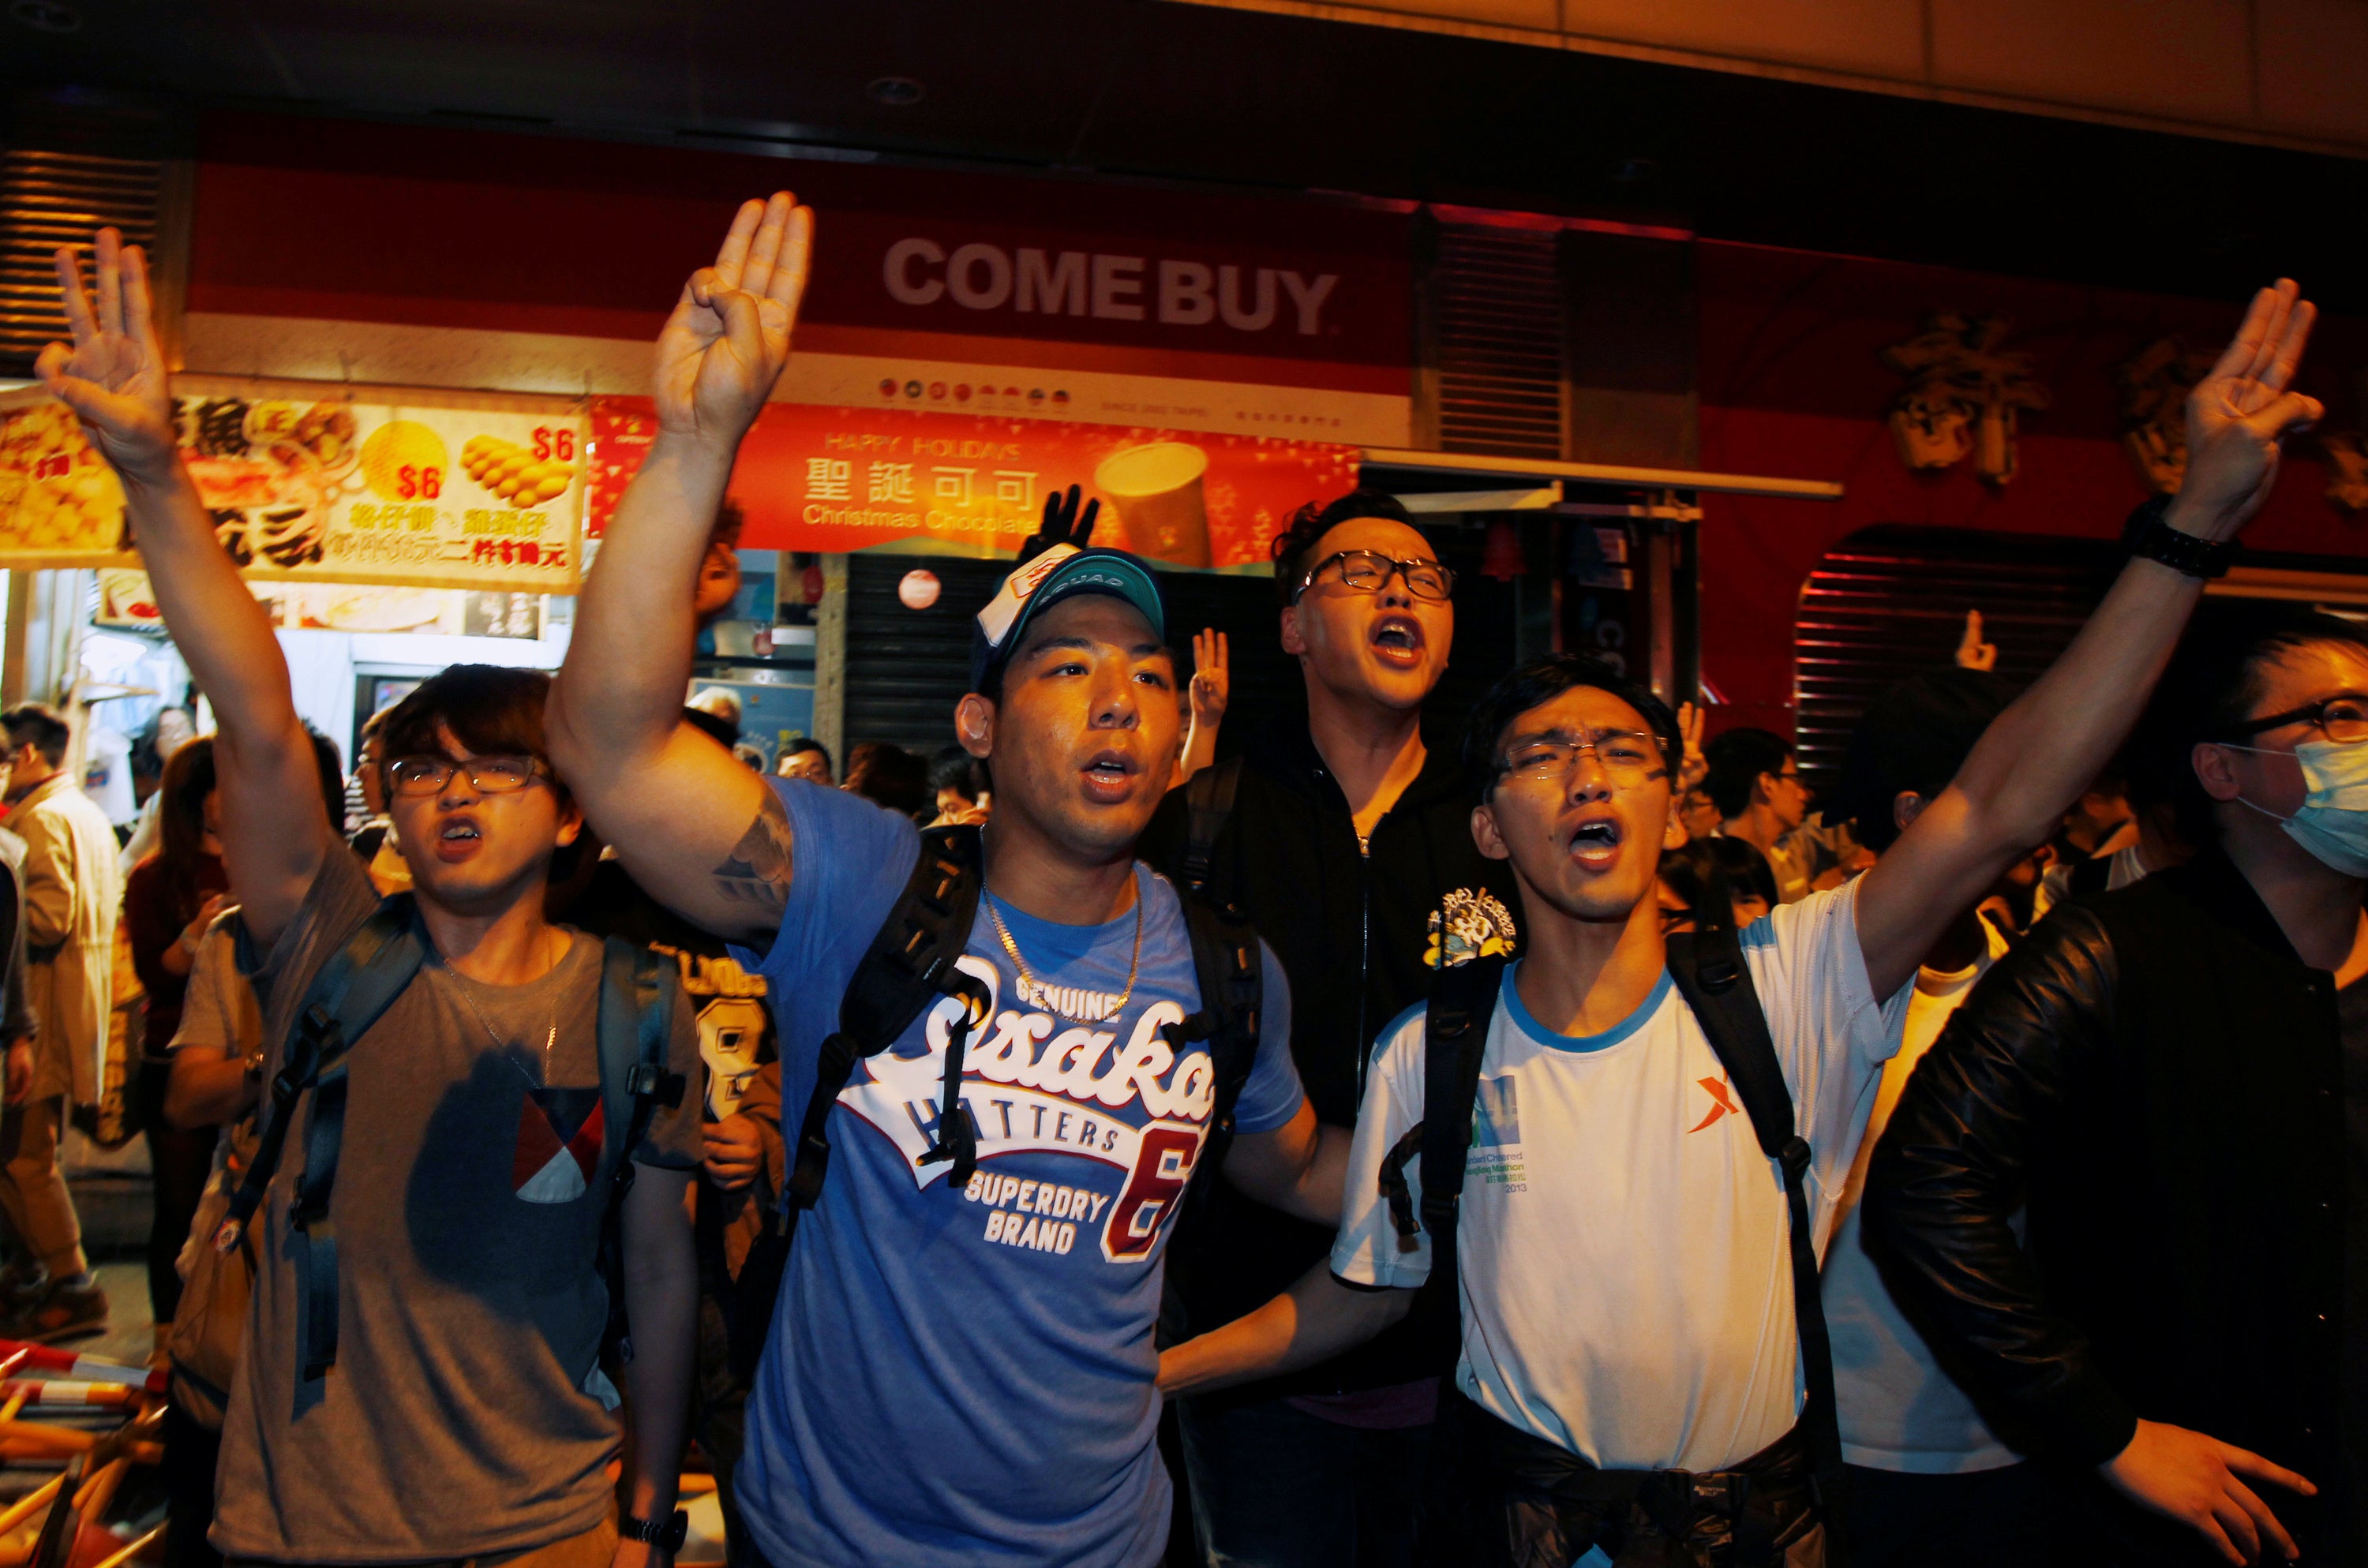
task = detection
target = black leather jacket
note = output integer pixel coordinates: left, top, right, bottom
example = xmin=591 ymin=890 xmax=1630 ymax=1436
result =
xmin=1863 ymin=850 xmax=2346 ymax=1557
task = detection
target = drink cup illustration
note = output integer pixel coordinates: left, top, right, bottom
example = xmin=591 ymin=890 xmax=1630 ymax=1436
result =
xmin=1094 ymin=442 xmax=1211 ymax=567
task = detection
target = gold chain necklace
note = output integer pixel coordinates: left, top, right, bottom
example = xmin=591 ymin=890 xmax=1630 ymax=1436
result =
xmin=984 ymin=884 xmax=1145 ymax=1024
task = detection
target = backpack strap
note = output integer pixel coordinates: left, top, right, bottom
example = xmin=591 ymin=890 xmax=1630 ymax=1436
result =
xmin=785 ymin=825 xmax=989 ymax=1223
xmin=215 ymin=894 xmax=429 ymax=1382
xmin=1664 ymin=926 xmax=1849 ymax=1542
xmin=1177 ymin=756 xmax=1242 ymax=898
xmin=596 ymin=936 xmax=684 ymax=1365
xmin=1164 ymin=891 xmax=1262 ymax=1207
xmin=1377 ymin=955 xmax=1505 ymax=1285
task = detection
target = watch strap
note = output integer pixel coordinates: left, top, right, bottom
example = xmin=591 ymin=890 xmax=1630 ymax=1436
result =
xmin=2121 ymin=493 xmax=2239 ymax=579
xmin=620 ymin=1510 xmax=688 ymax=1551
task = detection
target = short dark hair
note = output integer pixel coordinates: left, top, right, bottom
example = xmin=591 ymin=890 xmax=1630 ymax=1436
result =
xmin=929 ymin=744 xmax=987 ymax=802
xmin=1270 ymin=490 xmax=1421 ymax=608
xmin=1830 ymin=671 xmax=2015 ymax=854
xmin=1703 ymin=728 xmax=1795 ymax=821
xmin=781 ymin=735 xmax=831 ymax=772
xmin=376 ymin=665 xmax=559 ymax=796
xmin=2132 ymin=601 xmax=2368 ymax=847
xmin=2 ymin=703 xmax=71 ymax=766
xmin=844 ymin=742 xmax=930 ymax=820
xmin=1660 ymin=836 xmax=1780 ymax=932
xmin=1461 ymin=654 xmax=1682 ymax=798
xmin=710 ymin=499 xmax=746 ymax=552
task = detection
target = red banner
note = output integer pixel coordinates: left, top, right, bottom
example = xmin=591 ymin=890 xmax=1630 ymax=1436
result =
xmin=586 ymin=398 xmax=1358 ymax=570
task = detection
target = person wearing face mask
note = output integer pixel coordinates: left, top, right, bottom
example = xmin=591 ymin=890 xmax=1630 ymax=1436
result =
xmin=1864 ymin=598 xmax=2368 ymax=1566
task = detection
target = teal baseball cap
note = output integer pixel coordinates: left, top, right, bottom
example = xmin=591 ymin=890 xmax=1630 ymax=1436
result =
xmin=969 ymin=544 xmax=1167 ymax=694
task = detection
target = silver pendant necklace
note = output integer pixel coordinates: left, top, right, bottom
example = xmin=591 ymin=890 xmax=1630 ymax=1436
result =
xmin=443 ymin=963 xmax=558 ymax=1086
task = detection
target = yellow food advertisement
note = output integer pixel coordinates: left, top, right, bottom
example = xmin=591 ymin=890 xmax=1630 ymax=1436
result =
xmin=0 ymin=384 xmax=585 ymax=592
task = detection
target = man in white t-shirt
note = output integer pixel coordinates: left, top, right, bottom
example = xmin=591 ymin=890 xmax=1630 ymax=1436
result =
xmin=1156 ymin=277 xmax=2315 ymax=1566
xmin=1815 ymin=669 xmax=2050 ymax=1565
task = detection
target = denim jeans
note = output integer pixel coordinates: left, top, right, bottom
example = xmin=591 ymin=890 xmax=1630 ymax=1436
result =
xmin=1177 ymin=1394 xmax=1431 ymax=1568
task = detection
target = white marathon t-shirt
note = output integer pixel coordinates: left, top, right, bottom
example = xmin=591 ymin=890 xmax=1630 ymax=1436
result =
xmin=1333 ymin=880 xmax=1909 ymax=1473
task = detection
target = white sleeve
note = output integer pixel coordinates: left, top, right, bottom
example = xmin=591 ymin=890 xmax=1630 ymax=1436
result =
xmin=1741 ymin=878 xmax=1913 ymax=1224
xmin=1329 ymin=1005 xmax=1433 ymax=1290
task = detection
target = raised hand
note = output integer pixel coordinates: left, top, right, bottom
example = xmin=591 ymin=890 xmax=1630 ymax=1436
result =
xmin=654 ymin=192 xmax=815 ymax=443
xmin=1190 ymin=629 xmax=1231 ymax=729
xmin=2171 ymin=279 xmax=2322 ymax=541
xmin=1017 ymin=483 xmax=1099 ymax=564
xmin=1674 ymin=701 xmax=1708 ymax=792
xmin=36 ymin=227 xmax=178 ymax=482
xmin=1955 ymin=609 xmax=1998 ymax=672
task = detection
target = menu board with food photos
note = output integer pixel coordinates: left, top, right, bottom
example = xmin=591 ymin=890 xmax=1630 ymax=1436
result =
xmin=0 ymin=381 xmax=584 ymax=593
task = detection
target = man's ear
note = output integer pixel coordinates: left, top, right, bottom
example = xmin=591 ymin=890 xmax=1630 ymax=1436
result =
xmin=552 ymin=792 xmax=585 ymax=848
xmin=955 ymin=694 xmax=996 ymax=762
xmin=1662 ymin=795 xmax=1686 ymax=850
xmin=1753 ymin=770 xmax=1779 ymax=807
xmin=1891 ymin=791 xmax=1928 ymax=835
xmin=2192 ymin=740 xmax=2243 ymax=803
xmin=1280 ymin=604 xmax=1307 ymax=659
xmin=1471 ymin=800 xmax=1511 ymax=863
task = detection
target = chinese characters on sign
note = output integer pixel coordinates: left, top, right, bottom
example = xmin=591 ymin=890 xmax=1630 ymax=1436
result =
xmin=585 ymin=398 xmax=1359 ymax=570
xmin=0 ymin=385 xmax=586 ymax=591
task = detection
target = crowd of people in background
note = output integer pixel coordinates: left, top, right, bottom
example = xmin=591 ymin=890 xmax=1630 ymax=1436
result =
xmin=0 ymin=187 xmax=2347 ymax=1568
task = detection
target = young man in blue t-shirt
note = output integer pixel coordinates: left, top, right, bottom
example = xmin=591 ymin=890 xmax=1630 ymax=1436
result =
xmin=549 ymin=193 xmax=1346 ymax=1566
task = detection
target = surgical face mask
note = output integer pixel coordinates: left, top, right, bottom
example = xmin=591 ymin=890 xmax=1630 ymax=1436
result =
xmin=2226 ymin=735 xmax=2368 ymax=878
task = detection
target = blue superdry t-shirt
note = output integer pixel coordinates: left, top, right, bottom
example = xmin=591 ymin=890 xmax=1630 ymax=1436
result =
xmin=733 ymin=779 xmax=1305 ymax=1567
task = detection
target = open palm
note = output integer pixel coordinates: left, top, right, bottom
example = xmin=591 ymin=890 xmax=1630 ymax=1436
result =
xmin=2176 ymin=279 xmax=2321 ymax=539
xmin=654 ymin=191 xmax=814 ymax=442
xmin=35 ymin=227 xmax=178 ymax=479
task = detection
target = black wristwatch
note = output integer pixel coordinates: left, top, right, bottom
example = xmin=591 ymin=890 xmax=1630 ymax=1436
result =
xmin=2121 ymin=493 xmax=2239 ymax=579
xmin=620 ymin=1511 xmax=688 ymax=1553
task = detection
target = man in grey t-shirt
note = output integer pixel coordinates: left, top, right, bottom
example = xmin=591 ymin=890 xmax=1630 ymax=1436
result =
xmin=39 ymin=226 xmax=703 ymax=1568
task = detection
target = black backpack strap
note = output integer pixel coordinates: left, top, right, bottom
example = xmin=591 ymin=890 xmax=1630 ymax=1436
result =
xmin=1378 ymin=956 xmax=1505 ymax=1285
xmin=2069 ymin=851 xmax=2111 ymax=898
xmin=785 ymin=825 xmax=989 ymax=1222
xmin=1166 ymin=890 xmax=1262 ymax=1201
xmin=1177 ymin=756 xmax=1242 ymax=898
xmin=1665 ymin=927 xmax=1849 ymax=1547
xmin=215 ymin=895 xmax=429 ymax=1382
xmin=595 ymin=937 xmax=684 ymax=1364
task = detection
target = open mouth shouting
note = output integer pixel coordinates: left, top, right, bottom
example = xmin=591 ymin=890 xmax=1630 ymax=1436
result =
xmin=1564 ymin=811 xmax=1625 ymax=873
xmin=435 ymin=814 xmax=485 ymax=863
xmin=1080 ymin=747 xmax=1141 ymax=804
xmin=1369 ymin=612 xmax=1426 ymax=670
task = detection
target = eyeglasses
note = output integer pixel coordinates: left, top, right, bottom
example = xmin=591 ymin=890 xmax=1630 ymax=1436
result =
xmin=386 ymin=754 xmax=545 ymax=797
xmin=1294 ymin=550 xmax=1456 ymax=604
xmin=2224 ymin=694 xmax=2368 ymax=745
xmin=1494 ymin=728 xmax=1666 ymax=785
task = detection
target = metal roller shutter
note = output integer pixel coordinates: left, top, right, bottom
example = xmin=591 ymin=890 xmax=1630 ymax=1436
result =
xmin=1 ymin=97 xmax=175 ymax=377
xmin=1430 ymin=224 xmax=1564 ymax=461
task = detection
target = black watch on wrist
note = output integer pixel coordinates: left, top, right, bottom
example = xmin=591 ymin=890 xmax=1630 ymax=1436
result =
xmin=620 ymin=1511 xmax=688 ymax=1553
xmin=2120 ymin=492 xmax=2239 ymax=579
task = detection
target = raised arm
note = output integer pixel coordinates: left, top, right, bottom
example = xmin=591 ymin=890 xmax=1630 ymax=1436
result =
xmin=1856 ymin=282 xmax=2321 ymax=999
xmin=36 ymin=231 xmax=327 ymax=947
xmin=546 ymin=193 xmax=812 ymax=949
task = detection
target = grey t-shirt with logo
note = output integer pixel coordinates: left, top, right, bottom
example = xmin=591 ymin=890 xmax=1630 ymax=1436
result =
xmin=212 ymin=847 xmax=702 ymax=1563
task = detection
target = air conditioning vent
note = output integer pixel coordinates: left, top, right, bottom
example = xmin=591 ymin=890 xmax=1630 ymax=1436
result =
xmin=0 ymin=101 xmax=170 ymax=376
xmin=1429 ymin=224 xmax=1563 ymax=460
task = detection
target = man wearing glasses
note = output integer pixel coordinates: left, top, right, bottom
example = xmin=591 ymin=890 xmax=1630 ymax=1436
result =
xmin=1141 ymin=491 xmax=1518 ymax=1566
xmin=34 ymin=227 xmax=705 ymax=1568
xmin=1159 ymin=282 xmax=2324 ymax=1566
xmin=1865 ymin=601 xmax=2368 ymax=1567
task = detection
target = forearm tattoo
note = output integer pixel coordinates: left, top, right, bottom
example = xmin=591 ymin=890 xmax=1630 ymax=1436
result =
xmin=711 ymin=789 xmax=795 ymax=914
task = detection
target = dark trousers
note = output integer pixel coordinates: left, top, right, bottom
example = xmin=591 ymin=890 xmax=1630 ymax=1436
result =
xmin=138 ymin=1057 xmax=216 ymax=1323
xmin=1177 ymin=1393 xmax=1431 ymax=1568
xmin=163 ymin=1401 xmax=224 ymax=1568
xmin=695 ymin=1287 xmax=759 ymax=1568
xmin=1839 ymin=1462 xmax=2056 ymax=1568
xmin=1424 ymin=1391 xmax=1823 ymax=1568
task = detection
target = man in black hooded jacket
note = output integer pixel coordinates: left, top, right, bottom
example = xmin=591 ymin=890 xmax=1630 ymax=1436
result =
xmin=1141 ymin=490 xmax=1518 ymax=1566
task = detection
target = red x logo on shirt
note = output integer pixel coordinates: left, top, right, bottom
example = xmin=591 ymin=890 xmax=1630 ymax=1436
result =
xmin=1687 ymin=1076 xmax=1740 ymax=1134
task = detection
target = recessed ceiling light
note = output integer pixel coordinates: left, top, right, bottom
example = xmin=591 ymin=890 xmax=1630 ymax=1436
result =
xmin=867 ymin=77 xmax=927 ymax=107
xmin=9 ymin=0 xmax=81 ymax=32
